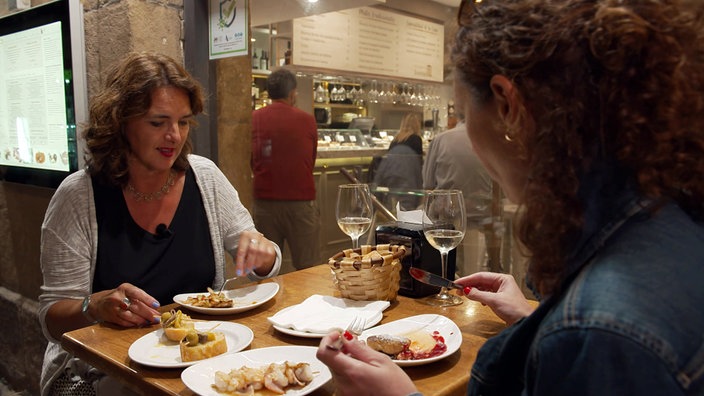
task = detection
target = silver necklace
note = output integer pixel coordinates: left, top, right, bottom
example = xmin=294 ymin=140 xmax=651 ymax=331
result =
xmin=126 ymin=171 xmax=175 ymax=202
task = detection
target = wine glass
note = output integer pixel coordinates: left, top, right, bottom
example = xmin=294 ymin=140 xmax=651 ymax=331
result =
xmin=421 ymin=189 xmax=466 ymax=306
xmin=336 ymin=80 xmax=346 ymax=103
xmin=368 ymin=80 xmax=379 ymax=104
xmin=330 ymin=82 xmax=339 ymax=103
xmin=336 ymin=184 xmax=373 ymax=249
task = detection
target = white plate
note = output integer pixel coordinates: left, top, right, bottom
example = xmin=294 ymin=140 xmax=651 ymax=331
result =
xmin=127 ymin=321 xmax=253 ymax=368
xmin=272 ymin=305 xmax=383 ymax=338
xmin=181 ymin=346 xmax=331 ymax=396
xmin=173 ymin=282 xmax=279 ymax=315
xmin=359 ymin=314 xmax=461 ymax=367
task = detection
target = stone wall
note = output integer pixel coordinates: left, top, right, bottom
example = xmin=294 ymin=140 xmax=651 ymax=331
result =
xmin=0 ymin=1 xmax=192 ymax=394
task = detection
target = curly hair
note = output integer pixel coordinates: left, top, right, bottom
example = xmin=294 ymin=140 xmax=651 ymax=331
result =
xmin=452 ymin=0 xmax=704 ymax=296
xmin=83 ymin=51 xmax=205 ymax=187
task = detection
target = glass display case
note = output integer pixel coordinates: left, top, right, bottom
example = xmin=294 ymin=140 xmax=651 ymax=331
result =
xmin=317 ymin=128 xmax=371 ymax=150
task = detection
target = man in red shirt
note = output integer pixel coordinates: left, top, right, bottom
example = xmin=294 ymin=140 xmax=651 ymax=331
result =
xmin=251 ymin=68 xmax=320 ymax=270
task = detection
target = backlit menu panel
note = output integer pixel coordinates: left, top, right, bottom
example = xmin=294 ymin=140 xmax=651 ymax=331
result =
xmin=293 ymin=7 xmax=443 ymax=82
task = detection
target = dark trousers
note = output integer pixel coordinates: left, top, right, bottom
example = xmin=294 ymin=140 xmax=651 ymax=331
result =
xmin=253 ymin=199 xmax=321 ymax=270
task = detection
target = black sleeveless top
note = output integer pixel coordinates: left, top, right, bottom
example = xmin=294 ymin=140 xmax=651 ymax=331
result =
xmin=92 ymin=169 xmax=215 ymax=305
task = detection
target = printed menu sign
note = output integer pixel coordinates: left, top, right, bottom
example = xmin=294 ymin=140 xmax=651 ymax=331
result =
xmin=0 ymin=21 xmax=71 ymax=171
xmin=293 ymin=7 xmax=444 ymax=82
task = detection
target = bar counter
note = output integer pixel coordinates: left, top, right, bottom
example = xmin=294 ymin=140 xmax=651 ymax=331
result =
xmin=61 ymin=264 xmax=519 ymax=396
xmin=316 ymin=147 xmax=386 ymax=160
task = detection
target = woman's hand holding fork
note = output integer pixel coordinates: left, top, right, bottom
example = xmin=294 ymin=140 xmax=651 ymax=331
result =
xmin=316 ymin=319 xmax=418 ymax=396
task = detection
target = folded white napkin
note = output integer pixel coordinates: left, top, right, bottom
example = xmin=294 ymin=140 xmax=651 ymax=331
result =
xmin=395 ymin=202 xmax=432 ymax=224
xmin=267 ymin=294 xmax=390 ymax=334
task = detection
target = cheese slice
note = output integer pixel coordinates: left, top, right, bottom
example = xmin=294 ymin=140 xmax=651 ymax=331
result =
xmin=405 ymin=330 xmax=437 ymax=354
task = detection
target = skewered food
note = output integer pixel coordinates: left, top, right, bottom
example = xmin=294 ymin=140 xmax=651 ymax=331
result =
xmin=161 ymin=309 xmax=195 ymax=341
xmin=180 ymin=329 xmax=227 ymax=362
xmin=212 ymin=361 xmax=314 ymax=395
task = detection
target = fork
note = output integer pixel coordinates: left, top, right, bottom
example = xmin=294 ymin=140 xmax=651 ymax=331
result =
xmin=217 ymin=276 xmax=238 ymax=294
xmin=327 ymin=316 xmax=366 ymax=350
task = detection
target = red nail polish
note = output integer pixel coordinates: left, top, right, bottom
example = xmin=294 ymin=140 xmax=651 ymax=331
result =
xmin=343 ymin=330 xmax=354 ymax=340
xmin=463 ymin=286 xmax=472 ymax=295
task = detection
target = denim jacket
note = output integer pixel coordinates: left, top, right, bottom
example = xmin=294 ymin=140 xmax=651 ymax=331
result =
xmin=467 ymin=191 xmax=704 ymax=395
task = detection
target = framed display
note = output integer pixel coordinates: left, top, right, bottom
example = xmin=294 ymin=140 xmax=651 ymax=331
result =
xmin=0 ymin=0 xmax=88 ymax=188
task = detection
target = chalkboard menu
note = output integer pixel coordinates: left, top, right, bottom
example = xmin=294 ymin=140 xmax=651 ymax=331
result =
xmin=292 ymin=7 xmax=444 ymax=82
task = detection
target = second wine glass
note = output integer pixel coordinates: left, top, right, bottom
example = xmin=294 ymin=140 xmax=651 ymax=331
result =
xmin=421 ymin=189 xmax=466 ymax=306
xmin=336 ymin=184 xmax=373 ymax=249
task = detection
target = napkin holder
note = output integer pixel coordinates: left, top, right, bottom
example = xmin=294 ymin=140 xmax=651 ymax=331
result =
xmin=375 ymin=221 xmax=456 ymax=298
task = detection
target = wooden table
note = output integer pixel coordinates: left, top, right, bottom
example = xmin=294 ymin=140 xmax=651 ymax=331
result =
xmin=62 ymin=265 xmax=511 ymax=395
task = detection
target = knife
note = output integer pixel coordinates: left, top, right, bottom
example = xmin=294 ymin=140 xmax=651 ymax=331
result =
xmin=409 ymin=267 xmax=464 ymax=290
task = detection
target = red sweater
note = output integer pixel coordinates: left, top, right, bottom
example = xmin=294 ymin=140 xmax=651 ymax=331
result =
xmin=251 ymin=102 xmax=318 ymax=200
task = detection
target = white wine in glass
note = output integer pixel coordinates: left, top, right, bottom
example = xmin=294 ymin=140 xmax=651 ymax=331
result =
xmin=421 ymin=189 xmax=466 ymax=306
xmin=336 ymin=184 xmax=373 ymax=249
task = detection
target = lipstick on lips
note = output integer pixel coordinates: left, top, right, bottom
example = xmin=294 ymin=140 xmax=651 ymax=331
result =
xmin=158 ymin=147 xmax=175 ymax=157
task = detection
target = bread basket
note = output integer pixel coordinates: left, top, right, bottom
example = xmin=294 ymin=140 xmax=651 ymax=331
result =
xmin=328 ymin=244 xmax=407 ymax=301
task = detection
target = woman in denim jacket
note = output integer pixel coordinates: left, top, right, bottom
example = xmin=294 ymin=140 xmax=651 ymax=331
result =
xmin=316 ymin=1 xmax=704 ymax=395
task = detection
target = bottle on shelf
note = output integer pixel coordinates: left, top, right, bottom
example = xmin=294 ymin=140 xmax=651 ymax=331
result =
xmin=261 ymin=90 xmax=271 ymax=107
xmin=260 ymin=51 xmax=268 ymax=71
xmin=251 ymin=80 xmax=260 ymax=110
xmin=447 ymin=100 xmax=457 ymax=129
xmin=284 ymin=41 xmax=292 ymax=65
xmin=251 ymin=48 xmax=259 ymax=70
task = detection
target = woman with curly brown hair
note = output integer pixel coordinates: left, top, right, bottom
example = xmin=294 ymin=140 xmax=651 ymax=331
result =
xmin=38 ymin=52 xmax=281 ymax=395
xmin=316 ymin=1 xmax=704 ymax=395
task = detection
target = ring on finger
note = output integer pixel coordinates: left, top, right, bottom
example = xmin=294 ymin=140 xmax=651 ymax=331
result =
xmin=250 ymin=238 xmax=258 ymax=245
xmin=122 ymin=297 xmax=131 ymax=310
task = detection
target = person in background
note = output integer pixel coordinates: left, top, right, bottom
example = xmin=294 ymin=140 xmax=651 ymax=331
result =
xmin=38 ymin=51 xmax=281 ymax=396
xmin=423 ymin=91 xmax=492 ymax=223
xmin=423 ymin=92 xmax=493 ymax=276
xmin=372 ymin=112 xmax=424 ymax=210
xmin=251 ymin=68 xmax=321 ymax=270
xmin=317 ymin=0 xmax=704 ymax=395
xmin=388 ymin=112 xmax=423 ymax=156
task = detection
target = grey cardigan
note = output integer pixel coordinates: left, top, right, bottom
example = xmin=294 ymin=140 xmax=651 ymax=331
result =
xmin=38 ymin=154 xmax=281 ymax=395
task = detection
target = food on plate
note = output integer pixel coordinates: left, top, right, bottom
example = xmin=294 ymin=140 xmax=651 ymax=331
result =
xmin=184 ymin=287 xmax=234 ymax=308
xmin=212 ymin=361 xmax=314 ymax=395
xmin=162 ymin=309 xmax=229 ymax=362
xmin=161 ymin=309 xmax=195 ymax=341
xmin=180 ymin=329 xmax=227 ymax=362
xmin=366 ymin=334 xmax=410 ymax=356
xmin=367 ymin=330 xmax=447 ymax=360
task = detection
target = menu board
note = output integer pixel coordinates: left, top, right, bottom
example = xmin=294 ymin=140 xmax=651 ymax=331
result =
xmin=292 ymin=7 xmax=444 ymax=82
xmin=0 ymin=21 xmax=72 ymax=172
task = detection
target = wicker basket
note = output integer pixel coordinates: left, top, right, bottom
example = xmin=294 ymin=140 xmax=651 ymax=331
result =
xmin=328 ymin=244 xmax=407 ymax=301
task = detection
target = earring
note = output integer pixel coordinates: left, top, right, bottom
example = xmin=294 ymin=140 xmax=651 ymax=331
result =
xmin=504 ymin=128 xmax=515 ymax=142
